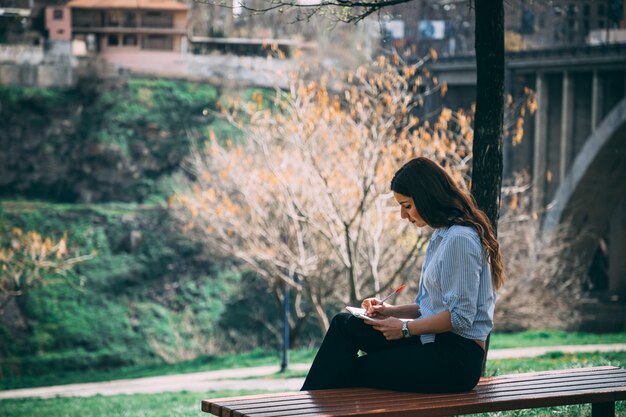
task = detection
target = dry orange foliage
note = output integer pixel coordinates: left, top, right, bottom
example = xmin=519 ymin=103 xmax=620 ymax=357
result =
xmin=1 ymin=228 xmax=94 ymax=299
xmin=171 ymin=53 xmax=532 ymax=334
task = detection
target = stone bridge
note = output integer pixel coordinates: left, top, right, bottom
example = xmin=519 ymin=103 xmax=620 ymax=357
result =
xmin=431 ymin=44 xmax=626 ymax=331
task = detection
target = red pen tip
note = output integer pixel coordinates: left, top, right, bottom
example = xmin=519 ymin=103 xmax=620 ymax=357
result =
xmin=395 ymin=285 xmax=406 ymax=293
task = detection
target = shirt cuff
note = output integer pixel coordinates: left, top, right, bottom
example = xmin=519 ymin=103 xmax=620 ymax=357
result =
xmin=446 ymin=295 xmax=473 ymax=332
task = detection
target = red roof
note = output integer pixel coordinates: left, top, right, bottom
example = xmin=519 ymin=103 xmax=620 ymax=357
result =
xmin=67 ymin=0 xmax=188 ymax=11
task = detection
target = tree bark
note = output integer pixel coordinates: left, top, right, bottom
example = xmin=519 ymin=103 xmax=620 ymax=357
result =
xmin=472 ymin=1 xmax=505 ymax=228
xmin=471 ymin=0 xmax=505 ymax=376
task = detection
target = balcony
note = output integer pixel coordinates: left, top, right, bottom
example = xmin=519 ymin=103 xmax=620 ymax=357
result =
xmin=72 ymin=10 xmax=184 ymax=33
xmin=141 ymin=13 xmax=173 ymax=29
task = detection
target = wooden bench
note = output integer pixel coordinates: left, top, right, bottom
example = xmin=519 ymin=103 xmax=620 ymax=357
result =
xmin=202 ymin=366 xmax=626 ymax=417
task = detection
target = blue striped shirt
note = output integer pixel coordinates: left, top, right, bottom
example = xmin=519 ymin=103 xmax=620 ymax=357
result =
xmin=415 ymin=225 xmax=496 ymax=344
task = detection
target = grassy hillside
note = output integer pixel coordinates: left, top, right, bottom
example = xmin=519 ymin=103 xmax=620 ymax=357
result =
xmin=0 ymin=79 xmax=311 ymax=381
xmin=0 ymin=78 xmax=220 ymax=203
xmin=0 ymin=201 xmax=237 ymax=378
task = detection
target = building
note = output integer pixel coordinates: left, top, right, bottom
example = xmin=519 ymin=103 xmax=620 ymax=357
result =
xmin=67 ymin=0 xmax=188 ymax=53
xmin=380 ymin=0 xmax=626 ymax=56
xmin=44 ymin=0 xmax=188 ymax=74
xmin=509 ymin=0 xmax=626 ymax=49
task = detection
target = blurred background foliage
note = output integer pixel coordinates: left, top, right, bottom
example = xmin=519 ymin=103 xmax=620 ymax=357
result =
xmin=0 ymin=78 xmax=321 ymax=380
xmin=0 ymin=79 xmax=218 ymax=203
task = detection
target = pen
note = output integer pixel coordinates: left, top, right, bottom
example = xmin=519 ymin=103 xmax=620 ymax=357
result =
xmin=378 ymin=284 xmax=406 ymax=305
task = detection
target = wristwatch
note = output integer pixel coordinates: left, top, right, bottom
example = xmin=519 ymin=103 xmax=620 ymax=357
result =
xmin=401 ymin=320 xmax=411 ymax=338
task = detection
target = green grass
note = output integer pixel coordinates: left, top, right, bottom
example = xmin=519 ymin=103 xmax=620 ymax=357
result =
xmin=0 ymin=348 xmax=316 ymax=390
xmin=487 ymin=350 xmax=626 ymax=375
xmin=1 ymin=353 xmax=625 ymax=417
xmin=1 ymin=393 xmax=624 ymax=417
xmin=1 ymin=391 xmax=623 ymax=417
xmin=489 ymin=330 xmax=626 ymax=349
xmin=0 ymin=390 xmax=269 ymax=417
xmin=1 ymin=330 xmax=624 ymax=391
xmin=474 ymin=351 xmax=626 ymax=416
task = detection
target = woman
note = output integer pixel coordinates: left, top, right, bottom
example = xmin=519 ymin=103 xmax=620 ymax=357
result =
xmin=301 ymin=157 xmax=505 ymax=393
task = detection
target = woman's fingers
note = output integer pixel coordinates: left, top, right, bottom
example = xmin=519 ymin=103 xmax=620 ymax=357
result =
xmin=368 ymin=318 xmax=402 ymax=340
xmin=361 ymin=298 xmax=375 ymax=310
xmin=370 ymin=302 xmax=386 ymax=315
xmin=362 ymin=297 xmax=382 ymax=315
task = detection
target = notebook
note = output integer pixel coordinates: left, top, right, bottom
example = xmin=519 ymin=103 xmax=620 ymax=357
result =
xmin=345 ymin=306 xmax=386 ymax=321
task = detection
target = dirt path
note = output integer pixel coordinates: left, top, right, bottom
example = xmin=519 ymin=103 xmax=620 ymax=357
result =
xmin=1 ymin=344 xmax=625 ymax=399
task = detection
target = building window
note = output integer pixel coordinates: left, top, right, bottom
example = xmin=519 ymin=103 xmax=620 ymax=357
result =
xmin=53 ymin=9 xmax=63 ymax=20
xmin=72 ymin=10 xmax=100 ymax=28
xmin=142 ymin=34 xmax=173 ymax=50
xmin=142 ymin=12 xmax=173 ymax=28
xmin=123 ymin=34 xmax=137 ymax=46
xmin=57 ymin=29 xmax=64 ymax=35
xmin=108 ymin=34 xmax=120 ymax=46
xmin=107 ymin=11 xmax=121 ymax=26
xmin=123 ymin=12 xmax=137 ymax=27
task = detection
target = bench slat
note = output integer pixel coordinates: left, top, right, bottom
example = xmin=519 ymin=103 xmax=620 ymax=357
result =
xmin=228 ymin=376 xmax=626 ymax=417
xmin=228 ymin=368 xmax=626 ymax=412
xmin=202 ymin=366 xmax=626 ymax=417
xmin=292 ymin=389 xmax=620 ymax=417
xmin=208 ymin=389 xmax=395 ymax=415
xmin=231 ymin=369 xmax=626 ymax=413
xmin=235 ymin=382 xmax=626 ymax=417
xmin=203 ymin=389 xmax=376 ymax=415
xmin=221 ymin=385 xmax=624 ymax=417
xmin=212 ymin=366 xmax=626 ymax=415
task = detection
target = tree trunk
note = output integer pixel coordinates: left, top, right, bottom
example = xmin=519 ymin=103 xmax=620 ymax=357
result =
xmin=345 ymin=225 xmax=359 ymax=306
xmin=471 ymin=0 xmax=505 ymax=376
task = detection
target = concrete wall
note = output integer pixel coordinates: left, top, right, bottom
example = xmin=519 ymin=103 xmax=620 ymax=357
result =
xmin=0 ymin=62 xmax=74 ymax=87
xmin=545 ymin=73 xmax=563 ymax=205
xmin=578 ymin=298 xmax=626 ymax=332
xmin=45 ymin=40 xmax=72 ymax=62
xmin=572 ymin=73 xmax=593 ymax=158
xmin=99 ymin=49 xmax=185 ymax=75
xmin=0 ymin=42 xmax=74 ymax=87
xmin=0 ymin=45 xmax=44 ymax=65
xmin=0 ymin=35 xmax=72 ymax=87
xmin=609 ymin=198 xmax=626 ymax=297
xmin=0 ymin=64 xmax=38 ymax=86
xmin=38 ymin=63 xmax=75 ymax=87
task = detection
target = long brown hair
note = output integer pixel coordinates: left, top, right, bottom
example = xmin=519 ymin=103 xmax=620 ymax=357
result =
xmin=391 ymin=157 xmax=505 ymax=289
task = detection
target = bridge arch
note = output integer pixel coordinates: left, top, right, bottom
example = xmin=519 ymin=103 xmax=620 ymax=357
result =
xmin=542 ymin=97 xmax=626 ymax=293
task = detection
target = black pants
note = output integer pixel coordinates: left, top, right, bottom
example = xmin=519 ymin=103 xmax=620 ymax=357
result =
xmin=301 ymin=312 xmax=485 ymax=393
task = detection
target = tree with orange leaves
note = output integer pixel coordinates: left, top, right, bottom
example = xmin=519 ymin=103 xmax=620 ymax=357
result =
xmin=0 ymin=227 xmax=94 ymax=307
xmin=172 ymin=55 xmax=476 ymax=337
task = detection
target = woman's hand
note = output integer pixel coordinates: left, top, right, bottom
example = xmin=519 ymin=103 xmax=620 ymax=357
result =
xmin=364 ymin=317 xmax=404 ymax=340
xmin=361 ymin=298 xmax=391 ymax=318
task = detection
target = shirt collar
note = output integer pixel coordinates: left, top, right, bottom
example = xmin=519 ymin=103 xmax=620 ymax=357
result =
xmin=431 ymin=226 xmax=451 ymax=241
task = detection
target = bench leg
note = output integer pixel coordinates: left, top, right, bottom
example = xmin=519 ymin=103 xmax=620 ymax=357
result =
xmin=591 ymin=402 xmax=615 ymax=417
